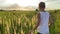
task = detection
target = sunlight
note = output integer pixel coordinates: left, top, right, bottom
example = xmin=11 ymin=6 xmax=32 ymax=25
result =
xmin=5 ymin=0 xmax=47 ymax=7
xmin=17 ymin=0 xmax=47 ymax=7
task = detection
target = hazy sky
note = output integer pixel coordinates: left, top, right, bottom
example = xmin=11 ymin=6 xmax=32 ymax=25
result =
xmin=0 ymin=0 xmax=60 ymax=9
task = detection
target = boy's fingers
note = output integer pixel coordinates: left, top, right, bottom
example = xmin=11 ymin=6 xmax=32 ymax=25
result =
xmin=28 ymin=30 xmax=33 ymax=34
xmin=28 ymin=31 xmax=31 ymax=34
xmin=28 ymin=32 xmax=31 ymax=34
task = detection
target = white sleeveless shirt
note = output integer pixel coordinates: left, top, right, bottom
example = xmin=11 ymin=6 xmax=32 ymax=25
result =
xmin=37 ymin=11 xmax=50 ymax=33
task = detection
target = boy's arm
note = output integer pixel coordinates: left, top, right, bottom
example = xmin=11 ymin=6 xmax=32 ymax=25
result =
xmin=28 ymin=13 xmax=41 ymax=34
xmin=32 ymin=13 xmax=41 ymax=30
xmin=30 ymin=13 xmax=41 ymax=31
xmin=49 ymin=15 xmax=53 ymax=26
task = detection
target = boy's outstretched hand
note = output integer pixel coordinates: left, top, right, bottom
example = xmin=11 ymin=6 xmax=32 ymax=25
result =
xmin=28 ymin=30 xmax=33 ymax=34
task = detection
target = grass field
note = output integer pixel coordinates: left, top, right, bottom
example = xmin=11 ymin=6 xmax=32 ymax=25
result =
xmin=0 ymin=10 xmax=60 ymax=34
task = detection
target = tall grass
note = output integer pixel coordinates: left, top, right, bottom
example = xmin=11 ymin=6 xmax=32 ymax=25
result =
xmin=0 ymin=10 xmax=60 ymax=34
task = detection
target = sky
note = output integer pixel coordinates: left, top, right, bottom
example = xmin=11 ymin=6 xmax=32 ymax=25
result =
xmin=0 ymin=0 xmax=60 ymax=10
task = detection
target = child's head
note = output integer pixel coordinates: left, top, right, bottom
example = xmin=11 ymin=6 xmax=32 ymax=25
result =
xmin=39 ymin=2 xmax=45 ymax=10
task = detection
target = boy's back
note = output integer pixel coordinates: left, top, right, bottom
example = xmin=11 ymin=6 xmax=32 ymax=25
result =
xmin=37 ymin=11 xmax=50 ymax=34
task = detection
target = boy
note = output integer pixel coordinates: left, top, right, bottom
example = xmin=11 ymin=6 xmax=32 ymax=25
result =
xmin=28 ymin=2 xmax=53 ymax=34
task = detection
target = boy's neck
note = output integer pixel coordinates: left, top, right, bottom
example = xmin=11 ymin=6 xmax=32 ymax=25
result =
xmin=40 ymin=9 xmax=45 ymax=12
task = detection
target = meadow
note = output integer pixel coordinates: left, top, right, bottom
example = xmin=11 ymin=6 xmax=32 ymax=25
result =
xmin=0 ymin=10 xmax=60 ymax=34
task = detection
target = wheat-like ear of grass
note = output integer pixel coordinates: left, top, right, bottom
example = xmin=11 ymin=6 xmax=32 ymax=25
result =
xmin=0 ymin=11 xmax=60 ymax=34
